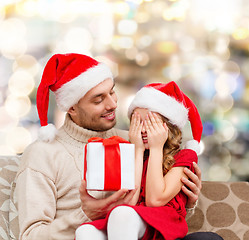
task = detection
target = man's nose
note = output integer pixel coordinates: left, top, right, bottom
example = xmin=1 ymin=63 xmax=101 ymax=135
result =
xmin=106 ymin=95 xmax=117 ymax=110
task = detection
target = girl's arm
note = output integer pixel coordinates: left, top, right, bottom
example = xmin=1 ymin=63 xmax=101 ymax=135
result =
xmin=144 ymin=112 xmax=187 ymax=207
xmin=128 ymin=112 xmax=145 ymax=205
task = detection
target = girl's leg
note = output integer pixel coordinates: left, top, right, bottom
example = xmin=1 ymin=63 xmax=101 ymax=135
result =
xmin=107 ymin=206 xmax=147 ymax=240
xmin=75 ymin=224 xmax=107 ymax=240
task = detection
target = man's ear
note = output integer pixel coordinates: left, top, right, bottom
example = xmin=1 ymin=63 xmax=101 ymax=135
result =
xmin=68 ymin=105 xmax=76 ymax=116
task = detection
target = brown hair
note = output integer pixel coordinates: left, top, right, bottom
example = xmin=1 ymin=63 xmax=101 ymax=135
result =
xmin=161 ymin=116 xmax=182 ymax=175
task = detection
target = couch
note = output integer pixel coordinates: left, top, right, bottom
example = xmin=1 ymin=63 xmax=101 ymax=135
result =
xmin=0 ymin=155 xmax=248 ymax=240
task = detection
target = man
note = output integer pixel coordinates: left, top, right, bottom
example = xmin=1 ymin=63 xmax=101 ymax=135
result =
xmin=16 ymin=53 xmax=219 ymax=240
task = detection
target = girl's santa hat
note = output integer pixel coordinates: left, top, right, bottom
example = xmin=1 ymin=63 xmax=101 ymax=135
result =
xmin=128 ymin=81 xmax=203 ymax=155
xmin=36 ymin=53 xmax=113 ymax=142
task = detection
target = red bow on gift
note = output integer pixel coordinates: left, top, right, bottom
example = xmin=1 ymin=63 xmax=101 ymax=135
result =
xmin=84 ymin=136 xmax=131 ymax=191
xmin=87 ymin=136 xmax=130 ymax=145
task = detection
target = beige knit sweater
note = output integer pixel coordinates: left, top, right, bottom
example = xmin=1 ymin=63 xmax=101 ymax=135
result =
xmin=16 ymin=114 xmax=128 ymax=240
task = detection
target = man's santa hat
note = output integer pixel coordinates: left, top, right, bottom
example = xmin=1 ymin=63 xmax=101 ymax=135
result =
xmin=36 ymin=53 xmax=113 ymax=142
xmin=128 ymin=81 xmax=203 ymax=155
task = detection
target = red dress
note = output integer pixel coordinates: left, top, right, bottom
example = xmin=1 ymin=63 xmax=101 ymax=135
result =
xmin=83 ymin=149 xmax=198 ymax=240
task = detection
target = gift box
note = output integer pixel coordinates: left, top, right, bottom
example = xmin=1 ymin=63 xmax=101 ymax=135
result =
xmin=83 ymin=136 xmax=135 ymax=191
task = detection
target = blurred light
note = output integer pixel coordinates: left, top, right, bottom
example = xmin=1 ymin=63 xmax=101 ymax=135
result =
xmin=135 ymin=11 xmax=150 ymax=23
xmin=64 ymin=27 xmax=93 ymax=53
xmin=162 ymin=1 xmax=188 ymax=21
xmin=135 ymin=52 xmax=150 ymax=66
xmin=112 ymin=36 xmax=134 ymax=49
xmin=243 ymin=86 xmax=249 ymax=103
xmin=157 ymin=41 xmax=177 ymax=54
xmin=210 ymin=146 xmax=232 ymax=166
xmin=113 ymin=1 xmax=130 ymax=16
xmin=6 ymin=127 xmax=32 ymax=154
xmin=15 ymin=0 xmax=37 ymax=17
xmin=0 ymin=5 xmax=5 ymax=20
xmin=0 ymin=0 xmax=21 ymax=7
xmin=0 ymin=145 xmax=15 ymax=156
xmin=0 ymin=18 xmax=27 ymax=59
xmin=13 ymin=55 xmax=39 ymax=76
xmin=118 ymin=19 xmax=138 ymax=35
xmin=89 ymin=13 xmax=114 ymax=46
xmin=208 ymin=164 xmax=231 ymax=181
xmin=212 ymin=94 xmax=234 ymax=112
xmin=190 ymin=0 xmax=238 ymax=32
xmin=125 ymin=47 xmax=138 ymax=60
xmin=214 ymin=36 xmax=230 ymax=54
xmin=231 ymin=157 xmax=249 ymax=177
xmin=232 ymin=27 xmax=249 ymax=40
xmin=215 ymin=72 xmax=238 ymax=97
xmin=4 ymin=95 xmax=31 ymax=118
xmin=179 ymin=36 xmax=195 ymax=52
xmin=228 ymin=108 xmax=249 ymax=131
xmin=203 ymin=121 xmax=215 ymax=136
xmin=217 ymin=120 xmax=236 ymax=142
xmin=231 ymin=75 xmax=245 ymax=100
xmin=223 ymin=61 xmax=240 ymax=77
xmin=128 ymin=0 xmax=143 ymax=5
xmin=167 ymin=54 xmax=181 ymax=81
xmin=137 ymin=35 xmax=152 ymax=49
xmin=0 ymin=107 xmax=18 ymax=132
xmin=8 ymin=70 xmax=35 ymax=96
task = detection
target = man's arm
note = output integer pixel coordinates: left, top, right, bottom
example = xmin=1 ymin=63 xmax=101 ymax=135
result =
xmin=181 ymin=162 xmax=202 ymax=218
xmin=17 ymin=168 xmax=89 ymax=240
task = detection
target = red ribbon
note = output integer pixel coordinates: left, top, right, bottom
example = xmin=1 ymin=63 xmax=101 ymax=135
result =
xmin=84 ymin=136 xmax=130 ymax=190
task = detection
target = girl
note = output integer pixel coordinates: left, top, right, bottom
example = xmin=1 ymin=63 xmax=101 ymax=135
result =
xmin=75 ymin=81 xmax=203 ymax=240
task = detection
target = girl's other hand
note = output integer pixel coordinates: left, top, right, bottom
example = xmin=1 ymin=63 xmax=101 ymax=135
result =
xmin=144 ymin=112 xmax=168 ymax=150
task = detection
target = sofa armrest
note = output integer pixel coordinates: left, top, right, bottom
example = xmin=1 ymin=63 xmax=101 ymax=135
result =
xmin=0 ymin=156 xmax=20 ymax=240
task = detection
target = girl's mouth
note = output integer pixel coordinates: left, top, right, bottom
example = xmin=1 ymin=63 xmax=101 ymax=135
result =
xmin=142 ymin=135 xmax=148 ymax=143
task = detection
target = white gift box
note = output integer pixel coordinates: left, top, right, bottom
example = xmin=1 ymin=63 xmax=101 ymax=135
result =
xmin=83 ymin=136 xmax=135 ymax=191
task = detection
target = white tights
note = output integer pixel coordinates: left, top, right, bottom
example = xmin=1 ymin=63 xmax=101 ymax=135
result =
xmin=75 ymin=206 xmax=147 ymax=240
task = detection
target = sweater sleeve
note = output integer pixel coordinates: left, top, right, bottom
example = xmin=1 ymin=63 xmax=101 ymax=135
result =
xmin=16 ymin=168 xmax=91 ymax=240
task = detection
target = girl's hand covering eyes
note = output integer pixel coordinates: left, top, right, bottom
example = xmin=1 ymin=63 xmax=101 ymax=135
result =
xmin=144 ymin=112 xmax=168 ymax=150
xmin=129 ymin=112 xmax=145 ymax=151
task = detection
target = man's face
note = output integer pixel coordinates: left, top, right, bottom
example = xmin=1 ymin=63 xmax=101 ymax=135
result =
xmin=69 ymin=78 xmax=117 ymax=131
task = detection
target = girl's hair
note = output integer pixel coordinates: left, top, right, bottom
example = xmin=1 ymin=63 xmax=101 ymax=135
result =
xmin=161 ymin=116 xmax=182 ymax=175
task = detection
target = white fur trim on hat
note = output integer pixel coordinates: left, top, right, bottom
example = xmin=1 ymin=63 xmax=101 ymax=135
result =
xmin=185 ymin=140 xmax=201 ymax=155
xmin=128 ymin=87 xmax=188 ymax=129
xmin=55 ymin=63 xmax=113 ymax=111
xmin=38 ymin=124 xmax=58 ymax=142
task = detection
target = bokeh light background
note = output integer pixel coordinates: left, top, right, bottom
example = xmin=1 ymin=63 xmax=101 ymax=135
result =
xmin=0 ymin=0 xmax=248 ymax=181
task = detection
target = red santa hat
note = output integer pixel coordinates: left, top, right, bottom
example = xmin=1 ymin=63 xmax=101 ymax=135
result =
xmin=128 ymin=81 xmax=203 ymax=155
xmin=36 ymin=53 xmax=113 ymax=142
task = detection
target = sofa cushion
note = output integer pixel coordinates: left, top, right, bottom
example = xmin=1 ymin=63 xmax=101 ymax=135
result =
xmin=187 ymin=181 xmax=249 ymax=240
xmin=9 ymin=180 xmax=19 ymax=240
xmin=0 ymin=156 xmax=19 ymax=240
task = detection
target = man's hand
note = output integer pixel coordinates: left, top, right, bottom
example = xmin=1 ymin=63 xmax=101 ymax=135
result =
xmin=181 ymin=162 xmax=202 ymax=208
xmin=79 ymin=180 xmax=137 ymax=221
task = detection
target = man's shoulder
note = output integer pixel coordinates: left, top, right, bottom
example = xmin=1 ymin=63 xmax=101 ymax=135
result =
xmin=23 ymin=138 xmax=64 ymax=156
xmin=19 ymin=139 xmax=67 ymax=171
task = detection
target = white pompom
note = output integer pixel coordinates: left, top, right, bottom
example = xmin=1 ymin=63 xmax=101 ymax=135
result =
xmin=38 ymin=124 xmax=58 ymax=142
xmin=185 ymin=140 xmax=201 ymax=155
